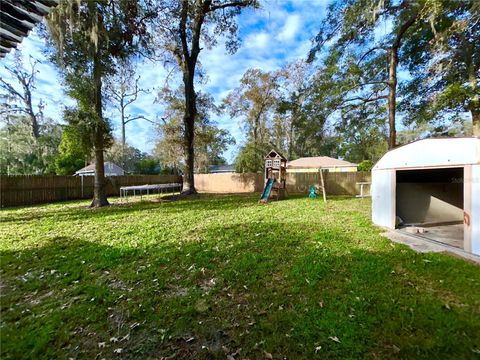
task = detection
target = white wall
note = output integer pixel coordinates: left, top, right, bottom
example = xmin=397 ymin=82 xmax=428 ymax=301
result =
xmin=372 ymin=169 xmax=395 ymax=228
xmin=469 ymin=165 xmax=480 ymax=255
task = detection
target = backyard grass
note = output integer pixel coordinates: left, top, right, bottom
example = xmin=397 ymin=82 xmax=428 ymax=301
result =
xmin=1 ymin=194 xmax=479 ymax=359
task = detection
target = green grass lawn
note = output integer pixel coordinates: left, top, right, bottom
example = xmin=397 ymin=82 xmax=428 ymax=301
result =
xmin=1 ymin=194 xmax=479 ymax=359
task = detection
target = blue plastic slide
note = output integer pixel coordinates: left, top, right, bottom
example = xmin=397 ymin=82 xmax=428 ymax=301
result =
xmin=260 ymin=178 xmax=275 ymax=202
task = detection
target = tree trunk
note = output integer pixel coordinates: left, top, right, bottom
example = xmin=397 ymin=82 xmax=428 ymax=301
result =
xmin=92 ymin=144 xmax=109 ymax=207
xmin=182 ymin=64 xmax=197 ymax=194
xmin=387 ymin=15 xmax=416 ymax=149
xmin=288 ymin=113 xmax=295 ymax=160
xmin=387 ymin=48 xmax=397 ymax=149
xmin=24 ymin=89 xmax=40 ymax=139
xmin=121 ymin=98 xmax=126 ymax=169
xmin=90 ymin=52 xmax=109 ymax=208
xmin=472 ymin=109 xmax=480 ymax=137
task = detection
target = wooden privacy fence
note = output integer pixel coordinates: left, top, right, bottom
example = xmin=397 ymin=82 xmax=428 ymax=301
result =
xmin=1 ymin=172 xmax=370 ymax=207
xmin=194 ymin=173 xmax=264 ymax=193
xmin=194 ymin=171 xmax=371 ymax=196
xmin=0 ymin=175 xmax=182 ymax=208
xmin=287 ymin=171 xmax=371 ymax=195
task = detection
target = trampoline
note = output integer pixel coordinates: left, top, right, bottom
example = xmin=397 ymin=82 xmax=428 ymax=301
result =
xmin=120 ymin=183 xmax=182 ymax=201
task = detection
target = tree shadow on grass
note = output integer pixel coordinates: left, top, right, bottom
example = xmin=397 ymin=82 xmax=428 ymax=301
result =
xmin=1 ymin=221 xmax=479 ymax=360
xmin=0 ymin=194 xmax=259 ymax=225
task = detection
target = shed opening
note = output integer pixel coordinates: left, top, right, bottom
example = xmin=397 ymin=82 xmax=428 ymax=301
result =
xmin=395 ymin=167 xmax=464 ymax=248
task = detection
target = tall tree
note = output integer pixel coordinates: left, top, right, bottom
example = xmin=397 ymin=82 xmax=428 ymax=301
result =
xmin=224 ymin=68 xmax=279 ymax=171
xmin=0 ymin=51 xmax=43 ymax=139
xmin=105 ymin=60 xmax=151 ymax=167
xmin=46 ymin=0 xmax=146 ymax=207
xmin=275 ymin=60 xmax=309 ymax=159
xmin=309 ymin=0 xmax=442 ymax=149
xmin=0 ymin=113 xmax=61 ymax=175
xmin=335 ymin=104 xmax=388 ymax=163
xmin=0 ymin=52 xmax=62 ymax=175
xmin=400 ymin=1 xmax=480 ymax=136
xmin=149 ymin=0 xmax=258 ymax=193
xmin=155 ymin=86 xmax=234 ymax=173
xmin=105 ymin=140 xmax=146 ymax=174
xmin=55 ymin=124 xmax=91 ymax=175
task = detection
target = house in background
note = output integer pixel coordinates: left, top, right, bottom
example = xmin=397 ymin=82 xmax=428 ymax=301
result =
xmin=287 ymin=156 xmax=358 ymax=173
xmin=75 ymin=162 xmax=125 ymax=177
xmin=208 ymin=164 xmax=235 ymax=174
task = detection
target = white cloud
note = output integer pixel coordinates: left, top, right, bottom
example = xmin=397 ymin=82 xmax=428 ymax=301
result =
xmin=245 ymin=32 xmax=271 ymax=50
xmin=277 ymin=14 xmax=301 ymax=42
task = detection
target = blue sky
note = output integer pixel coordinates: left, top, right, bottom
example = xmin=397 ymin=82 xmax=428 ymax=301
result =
xmin=0 ymin=0 xmax=329 ymax=162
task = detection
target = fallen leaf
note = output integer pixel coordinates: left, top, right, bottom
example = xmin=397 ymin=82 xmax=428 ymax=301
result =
xmin=328 ymin=336 xmax=340 ymax=343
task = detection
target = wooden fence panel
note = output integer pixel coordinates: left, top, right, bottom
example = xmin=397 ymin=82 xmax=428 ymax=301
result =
xmin=0 ymin=175 xmax=182 ymax=208
xmin=194 ymin=173 xmax=264 ymax=193
xmin=194 ymin=171 xmax=371 ymax=196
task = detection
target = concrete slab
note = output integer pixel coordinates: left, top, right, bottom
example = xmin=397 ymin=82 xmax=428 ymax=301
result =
xmin=383 ymin=230 xmax=480 ymax=264
xmin=398 ymin=224 xmax=463 ymax=249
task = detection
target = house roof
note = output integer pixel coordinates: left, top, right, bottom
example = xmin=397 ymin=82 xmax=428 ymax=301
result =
xmin=0 ymin=0 xmax=59 ymax=58
xmin=373 ymin=137 xmax=480 ymax=171
xmin=287 ymin=156 xmax=358 ymax=169
xmin=208 ymin=164 xmax=235 ymax=173
xmin=75 ymin=162 xmax=125 ymax=175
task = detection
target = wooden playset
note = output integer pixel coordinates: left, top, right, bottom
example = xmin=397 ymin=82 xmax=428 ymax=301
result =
xmin=259 ymin=149 xmax=287 ymax=203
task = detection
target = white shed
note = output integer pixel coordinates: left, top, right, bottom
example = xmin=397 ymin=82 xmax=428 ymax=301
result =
xmin=372 ymin=137 xmax=480 ymax=256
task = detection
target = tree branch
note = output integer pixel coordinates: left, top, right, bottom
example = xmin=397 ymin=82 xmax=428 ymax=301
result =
xmin=124 ymin=115 xmax=154 ymax=124
xmin=338 ymin=94 xmax=388 ymax=108
xmin=356 ymin=46 xmax=385 ymax=65
xmin=209 ymin=0 xmax=255 ymax=12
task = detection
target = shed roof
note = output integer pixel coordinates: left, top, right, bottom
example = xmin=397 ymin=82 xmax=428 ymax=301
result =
xmin=373 ymin=137 xmax=480 ymax=171
xmin=287 ymin=156 xmax=357 ymax=169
